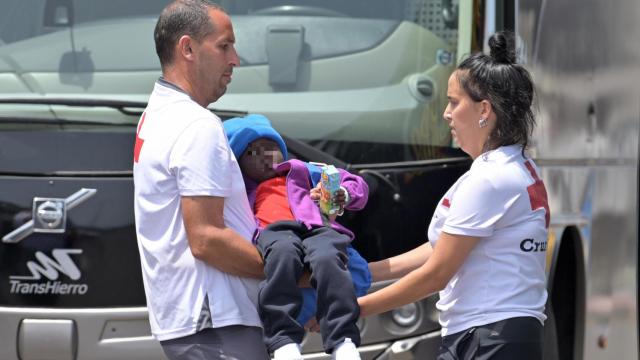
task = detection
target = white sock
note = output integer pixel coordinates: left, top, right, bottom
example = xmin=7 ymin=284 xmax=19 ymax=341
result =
xmin=273 ymin=343 xmax=303 ymax=360
xmin=332 ymin=338 xmax=361 ymax=360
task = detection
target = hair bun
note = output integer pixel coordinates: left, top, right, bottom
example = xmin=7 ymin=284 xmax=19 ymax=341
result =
xmin=488 ymin=31 xmax=516 ymax=64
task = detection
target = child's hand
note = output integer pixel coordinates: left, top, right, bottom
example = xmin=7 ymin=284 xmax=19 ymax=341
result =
xmin=310 ymin=183 xmax=322 ymax=201
xmin=333 ymin=188 xmax=347 ymax=207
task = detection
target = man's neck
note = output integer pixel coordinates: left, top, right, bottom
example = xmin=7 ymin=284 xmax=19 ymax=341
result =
xmin=161 ymin=69 xmax=206 ymax=107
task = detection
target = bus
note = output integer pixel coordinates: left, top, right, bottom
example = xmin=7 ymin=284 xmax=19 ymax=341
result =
xmin=0 ymin=0 xmax=637 ymax=359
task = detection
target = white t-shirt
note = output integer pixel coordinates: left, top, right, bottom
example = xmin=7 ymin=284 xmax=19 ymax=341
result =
xmin=428 ymin=144 xmax=548 ymax=336
xmin=133 ymin=80 xmax=261 ymax=341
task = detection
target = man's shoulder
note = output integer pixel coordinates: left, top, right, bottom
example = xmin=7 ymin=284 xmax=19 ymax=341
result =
xmin=151 ymin=101 xmax=221 ymax=132
xmin=170 ymin=101 xmax=219 ymax=121
xmin=149 ymin=87 xmax=219 ymax=121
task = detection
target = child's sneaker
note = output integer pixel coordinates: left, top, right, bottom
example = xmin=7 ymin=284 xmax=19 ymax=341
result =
xmin=332 ymin=338 xmax=361 ymax=360
xmin=273 ymin=343 xmax=303 ymax=360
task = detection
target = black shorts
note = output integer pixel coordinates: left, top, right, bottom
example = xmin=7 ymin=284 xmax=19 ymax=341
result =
xmin=437 ymin=316 xmax=543 ymax=360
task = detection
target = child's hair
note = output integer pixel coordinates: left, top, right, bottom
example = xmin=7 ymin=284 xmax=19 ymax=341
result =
xmin=223 ymin=114 xmax=288 ymax=160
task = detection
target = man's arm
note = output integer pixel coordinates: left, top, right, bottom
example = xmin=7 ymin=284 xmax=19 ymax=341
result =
xmin=181 ymin=196 xmax=264 ymax=279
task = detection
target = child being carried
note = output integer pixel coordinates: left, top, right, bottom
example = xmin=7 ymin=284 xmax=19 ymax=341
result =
xmin=223 ymin=115 xmax=370 ymax=360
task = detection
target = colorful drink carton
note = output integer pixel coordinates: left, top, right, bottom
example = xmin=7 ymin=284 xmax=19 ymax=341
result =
xmin=319 ymin=165 xmax=341 ymax=215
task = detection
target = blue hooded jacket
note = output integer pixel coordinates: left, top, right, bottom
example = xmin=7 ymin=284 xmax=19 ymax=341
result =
xmin=223 ymin=115 xmax=371 ymax=325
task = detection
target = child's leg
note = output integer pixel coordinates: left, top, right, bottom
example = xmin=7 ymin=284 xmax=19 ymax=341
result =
xmin=257 ymin=221 xmax=307 ymax=354
xmin=303 ymin=227 xmax=360 ymax=353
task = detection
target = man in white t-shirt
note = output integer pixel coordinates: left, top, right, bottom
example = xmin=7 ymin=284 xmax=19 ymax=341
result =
xmin=133 ymin=1 xmax=269 ymax=359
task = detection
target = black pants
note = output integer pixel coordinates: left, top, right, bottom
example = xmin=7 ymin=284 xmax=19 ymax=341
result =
xmin=437 ymin=317 xmax=543 ymax=360
xmin=257 ymin=221 xmax=360 ymax=354
xmin=160 ymin=326 xmax=269 ymax=360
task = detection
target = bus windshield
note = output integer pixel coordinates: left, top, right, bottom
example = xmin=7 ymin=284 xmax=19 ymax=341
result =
xmin=0 ymin=0 xmax=462 ymax=164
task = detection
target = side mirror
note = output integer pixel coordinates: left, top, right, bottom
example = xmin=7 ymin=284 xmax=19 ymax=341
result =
xmin=59 ymin=47 xmax=94 ymax=90
xmin=44 ymin=0 xmax=74 ymax=27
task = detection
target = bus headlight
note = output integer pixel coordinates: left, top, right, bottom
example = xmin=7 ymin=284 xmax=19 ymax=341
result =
xmin=391 ymin=303 xmax=419 ymax=327
xmin=380 ymin=302 xmax=423 ymax=336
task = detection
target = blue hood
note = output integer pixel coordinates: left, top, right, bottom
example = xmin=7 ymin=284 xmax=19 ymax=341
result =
xmin=223 ymin=114 xmax=288 ymax=161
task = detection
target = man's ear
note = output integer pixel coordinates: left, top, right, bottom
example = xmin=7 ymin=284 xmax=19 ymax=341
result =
xmin=177 ymin=35 xmax=195 ymax=61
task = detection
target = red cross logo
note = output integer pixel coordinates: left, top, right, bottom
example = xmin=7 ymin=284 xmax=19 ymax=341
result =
xmin=524 ymin=161 xmax=550 ymax=228
xmin=133 ymin=112 xmax=146 ymax=163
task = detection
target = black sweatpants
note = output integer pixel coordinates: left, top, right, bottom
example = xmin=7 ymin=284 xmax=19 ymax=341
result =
xmin=437 ymin=316 xmax=543 ymax=360
xmin=257 ymin=221 xmax=360 ymax=354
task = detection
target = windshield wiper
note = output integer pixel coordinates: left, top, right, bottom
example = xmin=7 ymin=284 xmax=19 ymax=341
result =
xmin=0 ymin=97 xmax=249 ymax=123
xmin=0 ymin=97 xmax=147 ymax=116
xmin=0 ymin=116 xmax=138 ymax=126
xmin=0 ymin=97 xmax=344 ymax=165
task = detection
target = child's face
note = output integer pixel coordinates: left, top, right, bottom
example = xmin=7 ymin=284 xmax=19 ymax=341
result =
xmin=239 ymin=138 xmax=284 ymax=182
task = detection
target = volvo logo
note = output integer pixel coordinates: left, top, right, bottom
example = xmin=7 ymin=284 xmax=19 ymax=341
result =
xmin=36 ymin=200 xmax=65 ymax=229
xmin=2 ymin=188 xmax=97 ymax=243
xmin=33 ymin=198 xmax=66 ymax=233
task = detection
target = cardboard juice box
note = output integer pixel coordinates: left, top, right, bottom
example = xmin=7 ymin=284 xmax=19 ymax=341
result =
xmin=319 ymin=165 xmax=341 ymax=215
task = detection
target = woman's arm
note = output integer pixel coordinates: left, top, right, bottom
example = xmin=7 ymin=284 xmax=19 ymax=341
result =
xmin=359 ymin=232 xmax=480 ymax=317
xmin=368 ymin=242 xmax=434 ymax=282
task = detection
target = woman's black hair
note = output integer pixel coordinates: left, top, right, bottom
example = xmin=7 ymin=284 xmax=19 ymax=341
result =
xmin=456 ymin=31 xmax=536 ymax=154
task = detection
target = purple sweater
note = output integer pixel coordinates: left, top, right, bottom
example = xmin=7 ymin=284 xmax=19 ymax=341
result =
xmin=247 ymin=159 xmax=368 ymax=240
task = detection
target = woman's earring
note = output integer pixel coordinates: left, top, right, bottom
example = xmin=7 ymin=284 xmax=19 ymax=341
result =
xmin=479 ymin=118 xmax=488 ymax=128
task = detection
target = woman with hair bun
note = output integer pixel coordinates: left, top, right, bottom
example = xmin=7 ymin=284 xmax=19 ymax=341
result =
xmin=358 ymin=31 xmax=549 ymax=359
